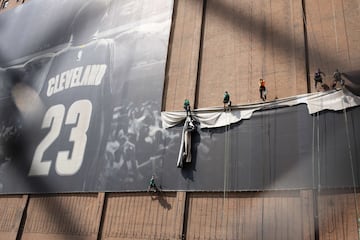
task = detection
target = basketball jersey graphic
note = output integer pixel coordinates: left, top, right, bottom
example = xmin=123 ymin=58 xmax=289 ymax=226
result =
xmin=0 ymin=0 xmax=174 ymax=194
xmin=27 ymin=39 xmax=114 ymax=191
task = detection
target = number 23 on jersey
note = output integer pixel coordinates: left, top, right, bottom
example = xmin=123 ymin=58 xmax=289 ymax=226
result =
xmin=28 ymin=99 xmax=92 ymax=176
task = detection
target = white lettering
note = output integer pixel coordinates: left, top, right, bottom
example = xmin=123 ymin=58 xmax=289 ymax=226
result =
xmin=95 ymin=65 xmax=107 ymax=86
xmin=80 ymin=65 xmax=91 ymax=86
xmin=64 ymin=69 xmax=73 ymax=89
xmin=71 ymin=67 xmax=83 ymax=88
xmin=57 ymin=71 xmax=68 ymax=93
xmin=47 ymin=77 xmax=55 ymax=97
xmin=53 ymin=75 xmax=60 ymax=95
xmin=46 ymin=65 xmax=107 ymax=97
xmin=81 ymin=65 xmax=98 ymax=86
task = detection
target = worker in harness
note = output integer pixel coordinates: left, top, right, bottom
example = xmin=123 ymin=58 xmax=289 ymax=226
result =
xmin=147 ymin=175 xmax=158 ymax=192
xmin=332 ymin=69 xmax=344 ymax=89
xmin=184 ymin=99 xmax=191 ymax=116
xmin=259 ymin=78 xmax=267 ymax=101
xmin=314 ymin=68 xmax=325 ymax=90
xmin=223 ymin=91 xmax=231 ymax=111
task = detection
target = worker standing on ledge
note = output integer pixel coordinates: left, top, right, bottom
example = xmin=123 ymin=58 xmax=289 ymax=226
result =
xmin=314 ymin=68 xmax=326 ymax=91
xmin=332 ymin=69 xmax=344 ymax=89
xmin=223 ymin=91 xmax=231 ymax=111
xmin=259 ymin=78 xmax=267 ymax=101
xmin=184 ymin=99 xmax=191 ymax=116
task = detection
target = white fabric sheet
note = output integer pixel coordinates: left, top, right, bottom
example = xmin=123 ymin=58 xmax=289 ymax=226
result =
xmin=161 ymin=88 xmax=360 ymax=129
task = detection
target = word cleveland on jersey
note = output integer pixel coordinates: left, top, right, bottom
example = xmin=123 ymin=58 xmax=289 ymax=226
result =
xmin=46 ymin=64 xmax=107 ymax=97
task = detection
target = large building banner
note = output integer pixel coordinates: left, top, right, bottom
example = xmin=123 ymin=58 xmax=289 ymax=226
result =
xmin=1 ymin=0 xmax=360 ymax=195
xmin=0 ymin=0 xmax=174 ymax=193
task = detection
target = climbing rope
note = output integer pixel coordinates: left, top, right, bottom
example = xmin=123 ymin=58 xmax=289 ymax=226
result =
xmin=247 ymin=1 xmax=253 ymax=103
xmin=311 ymin=110 xmax=322 ymax=238
xmin=223 ymin=110 xmax=230 ymax=200
xmin=310 ymin=112 xmax=321 ymax=190
xmin=331 ymin=0 xmax=339 ymax=52
xmin=269 ymin=0 xmax=277 ymax=97
xmin=315 ymin=0 xmax=330 ymax=75
xmin=222 ymin=109 xmax=231 ymax=238
xmin=312 ymin=112 xmax=316 ymax=189
xmin=316 ymin=111 xmax=321 ymax=191
xmin=261 ymin=4 xmax=267 ymax=81
xmin=340 ymin=0 xmax=352 ymax=67
xmin=311 ymin=111 xmax=320 ymax=232
xmin=342 ymin=105 xmax=360 ymax=239
xmin=302 ymin=2 xmax=329 ymax=86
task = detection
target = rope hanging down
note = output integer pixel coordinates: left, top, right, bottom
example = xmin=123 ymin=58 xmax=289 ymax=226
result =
xmin=223 ymin=109 xmax=231 ymax=200
xmin=343 ymin=104 xmax=360 ymax=239
xmin=302 ymin=2 xmax=329 ymax=83
xmin=221 ymin=108 xmax=231 ymax=238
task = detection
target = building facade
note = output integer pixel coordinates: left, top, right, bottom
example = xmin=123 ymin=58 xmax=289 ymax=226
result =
xmin=1 ymin=0 xmax=360 ymax=239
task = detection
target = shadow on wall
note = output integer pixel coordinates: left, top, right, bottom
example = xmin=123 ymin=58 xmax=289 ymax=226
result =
xmin=192 ymin=0 xmax=359 ymax=92
xmin=343 ymin=71 xmax=360 ymax=96
xmin=151 ymin=192 xmax=172 ymax=210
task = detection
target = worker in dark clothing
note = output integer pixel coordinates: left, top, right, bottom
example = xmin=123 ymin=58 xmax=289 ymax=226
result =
xmin=314 ymin=68 xmax=326 ymax=90
xmin=147 ymin=175 xmax=157 ymax=192
xmin=332 ymin=69 xmax=344 ymax=89
xmin=259 ymin=78 xmax=267 ymax=101
xmin=184 ymin=99 xmax=191 ymax=116
xmin=223 ymin=91 xmax=231 ymax=110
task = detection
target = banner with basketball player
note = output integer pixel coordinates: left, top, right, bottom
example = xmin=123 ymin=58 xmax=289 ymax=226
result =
xmin=2 ymin=0 xmax=360 ymax=194
xmin=0 ymin=0 xmax=174 ymax=193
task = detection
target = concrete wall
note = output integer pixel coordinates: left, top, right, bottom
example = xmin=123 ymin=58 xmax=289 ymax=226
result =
xmin=197 ymin=0 xmax=307 ymax=107
xmin=165 ymin=0 xmax=308 ymax=110
xmin=0 ymin=195 xmax=27 ymax=240
xmin=318 ymin=191 xmax=360 ymax=240
xmin=164 ymin=0 xmax=360 ymax=110
xmin=21 ymin=193 xmax=104 ymax=240
xmin=186 ymin=191 xmax=314 ymax=240
xmin=101 ymin=192 xmax=185 ymax=240
xmin=2 ymin=190 xmax=360 ymax=239
xmin=163 ymin=0 xmax=204 ymax=111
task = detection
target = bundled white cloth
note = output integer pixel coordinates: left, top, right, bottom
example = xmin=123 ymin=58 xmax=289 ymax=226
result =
xmin=176 ymin=116 xmax=196 ymax=168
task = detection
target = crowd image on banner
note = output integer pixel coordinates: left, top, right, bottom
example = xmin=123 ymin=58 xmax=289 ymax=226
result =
xmin=98 ymin=101 xmax=180 ymax=189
